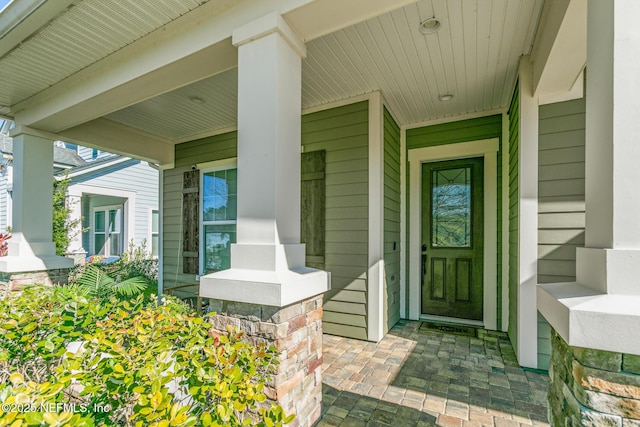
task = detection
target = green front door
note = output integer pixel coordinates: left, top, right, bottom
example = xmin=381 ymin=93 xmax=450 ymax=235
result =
xmin=421 ymin=157 xmax=484 ymax=321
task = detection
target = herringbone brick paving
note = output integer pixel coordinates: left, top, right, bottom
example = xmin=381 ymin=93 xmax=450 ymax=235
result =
xmin=319 ymin=320 xmax=549 ymax=427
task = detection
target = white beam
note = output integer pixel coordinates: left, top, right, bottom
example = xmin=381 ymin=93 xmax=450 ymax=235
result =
xmin=59 ymin=119 xmax=174 ymax=166
xmin=12 ymin=0 xmax=315 ymax=133
xmin=285 ymin=0 xmax=416 ymax=42
xmin=531 ymin=0 xmax=586 ymax=98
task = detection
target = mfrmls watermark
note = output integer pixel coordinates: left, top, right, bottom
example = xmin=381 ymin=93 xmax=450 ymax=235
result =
xmin=1 ymin=402 xmax=111 ymax=413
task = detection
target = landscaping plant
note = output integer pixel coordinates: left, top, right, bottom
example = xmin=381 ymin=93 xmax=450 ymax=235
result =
xmin=0 ymin=287 xmax=294 ymax=426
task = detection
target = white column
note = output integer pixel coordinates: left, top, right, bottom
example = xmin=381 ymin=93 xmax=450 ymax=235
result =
xmin=65 ymin=192 xmax=84 ymax=253
xmin=0 ymin=132 xmax=73 ymax=272
xmin=538 ymin=0 xmax=640 ymax=355
xmin=516 ymin=57 xmax=539 ymax=369
xmin=576 ymin=0 xmax=640 ymax=296
xmin=199 ymin=13 xmax=330 ymax=307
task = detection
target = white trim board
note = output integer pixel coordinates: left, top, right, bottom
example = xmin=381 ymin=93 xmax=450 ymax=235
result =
xmin=408 ymin=138 xmax=499 ymax=330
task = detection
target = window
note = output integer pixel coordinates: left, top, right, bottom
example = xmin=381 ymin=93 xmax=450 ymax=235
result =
xmin=201 ymin=166 xmax=237 ymax=274
xmin=93 ymin=206 xmax=123 ymax=256
xmin=150 ymin=209 xmax=159 ymax=257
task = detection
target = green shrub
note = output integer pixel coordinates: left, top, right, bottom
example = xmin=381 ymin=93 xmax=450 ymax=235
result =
xmin=0 ymin=287 xmax=294 ymax=427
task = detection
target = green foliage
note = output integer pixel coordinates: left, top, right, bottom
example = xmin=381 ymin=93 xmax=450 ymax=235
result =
xmin=52 ymin=173 xmax=82 ymax=256
xmin=0 ymin=287 xmax=294 ymax=427
xmin=68 ymin=242 xmax=158 ymax=300
xmin=71 ymin=264 xmax=148 ymax=299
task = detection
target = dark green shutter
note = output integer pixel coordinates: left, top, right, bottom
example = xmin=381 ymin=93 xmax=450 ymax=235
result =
xmin=182 ymin=170 xmax=199 ymax=274
xmin=301 ymin=150 xmax=326 ymax=270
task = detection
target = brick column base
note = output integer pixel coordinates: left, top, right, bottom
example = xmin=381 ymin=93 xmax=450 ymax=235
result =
xmin=208 ymin=295 xmax=323 ymax=427
xmin=549 ymin=329 xmax=640 ymax=426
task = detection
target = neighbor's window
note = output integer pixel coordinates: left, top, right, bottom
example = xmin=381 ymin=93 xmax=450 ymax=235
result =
xmin=151 ymin=209 xmax=159 ymax=257
xmin=201 ymin=167 xmax=237 ymax=273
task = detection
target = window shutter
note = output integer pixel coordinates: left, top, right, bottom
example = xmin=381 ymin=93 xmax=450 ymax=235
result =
xmin=301 ymin=150 xmax=326 ymax=270
xmin=182 ymin=170 xmax=199 ymax=274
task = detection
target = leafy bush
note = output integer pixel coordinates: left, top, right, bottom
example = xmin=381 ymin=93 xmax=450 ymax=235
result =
xmin=68 ymin=241 xmax=158 ymax=300
xmin=0 ymin=287 xmax=294 ymax=427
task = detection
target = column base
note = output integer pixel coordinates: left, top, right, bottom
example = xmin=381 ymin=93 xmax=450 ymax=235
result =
xmin=538 ymin=282 xmax=640 ymax=355
xmin=199 ymin=267 xmax=330 ymax=307
xmin=577 ymin=247 xmax=640 ymax=295
xmin=0 ymin=255 xmax=74 ymax=273
xmin=548 ymin=328 xmax=640 ymax=426
xmin=207 ymin=295 xmax=324 ymax=427
xmin=0 ymin=267 xmax=72 ymax=288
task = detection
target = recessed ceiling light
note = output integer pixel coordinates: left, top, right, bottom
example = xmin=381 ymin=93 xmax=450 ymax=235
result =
xmin=189 ymin=96 xmax=206 ymax=104
xmin=438 ymin=94 xmax=454 ymax=101
xmin=419 ymin=18 xmax=441 ymax=35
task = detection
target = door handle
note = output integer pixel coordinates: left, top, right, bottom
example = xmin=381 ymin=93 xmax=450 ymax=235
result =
xmin=422 ymin=254 xmax=426 ymax=275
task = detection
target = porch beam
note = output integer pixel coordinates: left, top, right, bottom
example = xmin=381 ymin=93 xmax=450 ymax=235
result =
xmin=530 ymin=0 xmax=586 ymax=98
xmin=11 ymin=0 xmax=314 ymax=134
xmin=59 ymin=119 xmax=174 ymax=166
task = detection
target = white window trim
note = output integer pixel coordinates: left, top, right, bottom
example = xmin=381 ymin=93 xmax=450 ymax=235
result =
xmin=91 ymin=204 xmax=124 ymax=257
xmin=408 ymin=138 xmax=499 ymax=330
xmin=198 ymin=158 xmax=238 ymax=276
xmin=148 ymin=208 xmax=159 ymax=259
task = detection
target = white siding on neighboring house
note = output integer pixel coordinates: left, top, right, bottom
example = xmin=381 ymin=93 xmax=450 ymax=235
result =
xmin=537 ymin=96 xmax=586 ymax=370
xmin=71 ymin=159 xmax=159 ymax=253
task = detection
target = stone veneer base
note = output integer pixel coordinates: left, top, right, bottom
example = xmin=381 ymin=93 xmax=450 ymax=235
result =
xmin=0 ymin=268 xmax=71 ymax=288
xmin=207 ymin=295 xmax=323 ymax=427
xmin=549 ymin=328 xmax=640 ymax=426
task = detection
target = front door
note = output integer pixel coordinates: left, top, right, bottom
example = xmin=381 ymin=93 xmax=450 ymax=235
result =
xmin=421 ymin=157 xmax=483 ymax=321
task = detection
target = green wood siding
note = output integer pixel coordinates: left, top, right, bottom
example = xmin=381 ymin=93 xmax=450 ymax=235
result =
xmin=163 ymin=131 xmax=238 ymax=297
xmin=302 ymin=101 xmax=369 ymax=340
xmin=508 ymin=83 xmax=519 ymax=352
xmin=406 ymin=114 xmax=503 ymax=326
xmin=383 ymin=107 xmax=401 ymax=331
xmin=537 ymin=96 xmax=586 ymax=370
xmin=163 ymin=102 xmax=370 ymax=340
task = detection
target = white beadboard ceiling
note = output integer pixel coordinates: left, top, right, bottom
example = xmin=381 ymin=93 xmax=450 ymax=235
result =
xmin=105 ymin=0 xmax=543 ymax=142
xmin=0 ymin=0 xmax=208 ymax=109
xmin=1 ymin=0 xmax=544 ymax=142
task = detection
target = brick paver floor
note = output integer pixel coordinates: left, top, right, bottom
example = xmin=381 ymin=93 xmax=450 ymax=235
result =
xmin=319 ymin=320 xmax=550 ymax=427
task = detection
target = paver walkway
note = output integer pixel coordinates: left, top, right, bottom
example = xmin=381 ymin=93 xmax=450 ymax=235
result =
xmin=318 ymin=320 xmax=550 ymax=427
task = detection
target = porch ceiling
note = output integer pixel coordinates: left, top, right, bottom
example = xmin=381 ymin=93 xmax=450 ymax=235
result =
xmin=0 ymin=0 xmax=544 ymax=149
xmin=104 ymin=0 xmax=544 ymax=141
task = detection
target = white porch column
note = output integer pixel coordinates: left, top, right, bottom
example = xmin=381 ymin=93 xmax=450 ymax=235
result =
xmin=538 ymin=0 xmax=640 ymax=355
xmin=0 ymin=131 xmax=73 ymax=272
xmin=199 ymin=13 xmax=330 ymax=307
xmin=516 ymin=57 xmax=539 ymax=369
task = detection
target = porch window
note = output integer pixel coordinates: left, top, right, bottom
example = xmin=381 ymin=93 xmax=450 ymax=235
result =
xmin=201 ymin=167 xmax=237 ymax=274
xmin=150 ymin=209 xmax=159 ymax=257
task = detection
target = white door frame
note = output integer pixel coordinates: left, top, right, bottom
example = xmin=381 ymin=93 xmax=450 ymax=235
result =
xmin=408 ymin=138 xmax=499 ymax=330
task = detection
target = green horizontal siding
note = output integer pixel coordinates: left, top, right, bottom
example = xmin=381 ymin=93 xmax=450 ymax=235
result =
xmin=537 ymin=95 xmax=586 ymax=370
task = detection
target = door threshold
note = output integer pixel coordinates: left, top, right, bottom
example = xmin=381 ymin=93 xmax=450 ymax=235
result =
xmin=419 ymin=314 xmax=484 ymax=328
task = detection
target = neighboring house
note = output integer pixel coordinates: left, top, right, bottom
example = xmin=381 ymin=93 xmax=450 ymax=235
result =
xmin=0 ymin=119 xmax=159 ymax=258
xmin=0 ymin=0 xmax=637 ymax=425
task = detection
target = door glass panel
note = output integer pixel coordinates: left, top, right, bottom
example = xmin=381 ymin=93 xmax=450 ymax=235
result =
xmin=110 ymin=234 xmax=120 ymax=256
xmin=431 ymin=166 xmax=472 ymax=247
